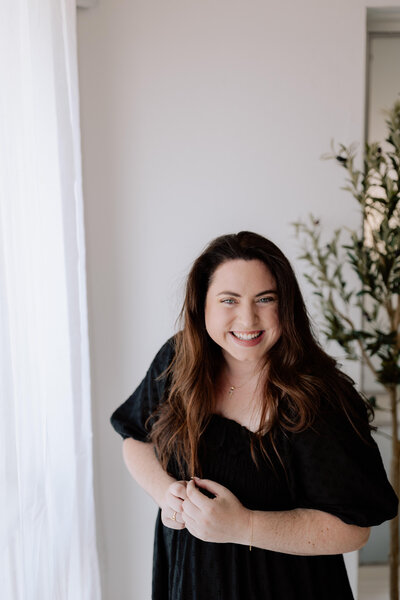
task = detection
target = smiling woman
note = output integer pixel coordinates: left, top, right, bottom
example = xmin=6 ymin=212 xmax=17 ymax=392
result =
xmin=110 ymin=231 xmax=398 ymax=600
xmin=205 ymin=259 xmax=281 ymax=364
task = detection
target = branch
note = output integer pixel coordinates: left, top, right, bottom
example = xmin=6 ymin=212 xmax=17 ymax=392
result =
xmin=395 ymin=297 xmax=400 ymax=347
xmin=327 ymin=295 xmax=379 ymax=379
xmin=386 ymin=298 xmax=396 ymax=328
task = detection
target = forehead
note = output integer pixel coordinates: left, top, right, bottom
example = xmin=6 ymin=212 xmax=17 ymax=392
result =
xmin=208 ymin=259 xmax=276 ymax=291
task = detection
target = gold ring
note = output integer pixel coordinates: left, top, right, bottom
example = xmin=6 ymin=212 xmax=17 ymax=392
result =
xmin=172 ymin=511 xmax=177 ymax=521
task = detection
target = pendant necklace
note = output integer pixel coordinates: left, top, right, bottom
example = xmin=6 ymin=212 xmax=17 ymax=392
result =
xmin=227 ymin=372 xmax=259 ymax=398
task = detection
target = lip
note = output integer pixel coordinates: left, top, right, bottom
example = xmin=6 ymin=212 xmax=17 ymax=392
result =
xmin=229 ymin=331 xmax=265 ymax=347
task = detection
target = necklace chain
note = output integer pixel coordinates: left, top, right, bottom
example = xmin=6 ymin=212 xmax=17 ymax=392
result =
xmin=223 ymin=363 xmax=263 ymax=399
xmin=227 ymin=374 xmax=259 ymax=398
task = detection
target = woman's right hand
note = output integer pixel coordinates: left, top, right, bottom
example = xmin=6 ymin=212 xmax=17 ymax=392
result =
xmin=161 ymin=480 xmax=188 ymax=530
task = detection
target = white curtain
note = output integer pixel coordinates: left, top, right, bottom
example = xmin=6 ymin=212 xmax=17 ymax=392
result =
xmin=0 ymin=1 xmax=101 ymax=599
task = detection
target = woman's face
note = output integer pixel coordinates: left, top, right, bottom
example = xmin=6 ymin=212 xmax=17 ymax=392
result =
xmin=204 ymin=259 xmax=281 ymax=368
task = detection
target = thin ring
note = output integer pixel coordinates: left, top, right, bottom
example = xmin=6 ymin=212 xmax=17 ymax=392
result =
xmin=171 ymin=511 xmax=177 ymax=521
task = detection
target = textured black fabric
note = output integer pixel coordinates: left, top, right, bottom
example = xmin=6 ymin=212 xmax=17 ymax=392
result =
xmin=110 ymin=338 xmax=398 ymax=600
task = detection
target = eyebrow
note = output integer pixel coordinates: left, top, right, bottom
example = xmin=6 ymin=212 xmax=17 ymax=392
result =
xmin=216 ymin=289 xmax=277 ymax=297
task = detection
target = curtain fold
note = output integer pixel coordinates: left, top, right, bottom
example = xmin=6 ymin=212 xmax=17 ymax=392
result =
xmin=0 ymin=1 xmax=101 ymax=598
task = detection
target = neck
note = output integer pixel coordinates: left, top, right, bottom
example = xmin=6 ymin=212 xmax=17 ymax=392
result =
xmin=221 ymin=352 xmax=263 ymax=384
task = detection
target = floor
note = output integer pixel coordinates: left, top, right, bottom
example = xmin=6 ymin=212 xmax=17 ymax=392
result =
xmin=358 ymin=564 xmax=393 ymax=599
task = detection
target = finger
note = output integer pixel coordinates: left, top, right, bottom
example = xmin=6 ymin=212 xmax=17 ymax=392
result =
xmin=181 ymin=512 xmax=204 ymax=541
xmin=162 ymin=510 xmax=185 ymax=530
xmin=186 ymin=477 xmax=232 ymax=509
xmin=164 ymin=517 xmax=185 ymax=530
xmin=169 ymin=520 xmax=185 ymax=529
xmin=170 ymin=509 xmax=185 ymax=524
xmin=167 ymin=496 xmax=184 ymax=514
xmin=192 ymin=477 xmax=228 ymax=497
xmin=181 ymin=510 xmax=197 ymax=530
xmin=185 ymin=479 xmax=213 ymax=511
xmin=169 ymin=481 xmax=188 ymax=500
xmin=181 ymin=497 xmax=202 ymax=520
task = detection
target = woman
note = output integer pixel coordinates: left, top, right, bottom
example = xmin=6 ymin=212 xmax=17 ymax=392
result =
xmin=111 ymin=231 xmax=397 ymax=600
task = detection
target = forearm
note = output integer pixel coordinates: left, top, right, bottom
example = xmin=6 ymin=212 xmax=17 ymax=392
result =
xmin=122 ymin=437 xmax=175 ymax=507
xmin=241 ymin=508 xmax=370 ymax=556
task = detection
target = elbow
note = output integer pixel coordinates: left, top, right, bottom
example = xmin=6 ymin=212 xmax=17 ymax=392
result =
xmin=353 ymin=526 xmax=371 ymax=551
xmin=359 ymin=526 xmax=371 ymax=549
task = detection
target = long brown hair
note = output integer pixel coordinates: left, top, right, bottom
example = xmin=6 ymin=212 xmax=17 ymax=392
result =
xmin=150 ymin=231 xmax=373 ymax=478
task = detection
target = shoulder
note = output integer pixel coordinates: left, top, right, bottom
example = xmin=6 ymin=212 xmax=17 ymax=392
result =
xmin=313 ymin=366 xmax=372 ymax=435
xmin=110 ymin=335 xmax=178 ymax=439
xmin=291 ymin=389 xmax=373 ymax=455
xmin=149 ymin=334 xmax=177 ymax=373
xmin=282 ymin=374 xmax=373 ymax=447
xmin=321 ymin=383 xmax=372 ymax=439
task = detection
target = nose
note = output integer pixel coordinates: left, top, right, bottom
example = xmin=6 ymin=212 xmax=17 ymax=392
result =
xmin=237 ymin=301 xmax=258 ymax=329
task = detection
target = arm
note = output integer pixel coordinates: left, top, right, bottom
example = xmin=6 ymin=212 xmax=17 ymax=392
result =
xmin=248 ymin=507 xmax=370 ymax=555
xmin=182 ymin=478 xmax=370 ymax=555
xmin=122 ymin=437 xmax=174 ymax=507
xmin=122 ymin=437 xmax=187 ymax=528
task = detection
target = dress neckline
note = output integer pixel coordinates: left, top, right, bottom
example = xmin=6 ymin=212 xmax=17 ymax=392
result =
xmin=209 ymin=412 xmax=258 ymax=435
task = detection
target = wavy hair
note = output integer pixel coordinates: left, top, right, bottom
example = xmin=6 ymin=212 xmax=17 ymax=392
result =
xmin=150 ymin=231 xmax=373 ymax=478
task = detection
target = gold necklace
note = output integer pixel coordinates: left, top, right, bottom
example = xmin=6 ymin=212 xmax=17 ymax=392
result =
xmin=227 ymin=373 xmax=259 ymax=398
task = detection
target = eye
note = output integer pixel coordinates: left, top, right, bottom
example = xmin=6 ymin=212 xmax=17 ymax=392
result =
xmin=220 ymin=298 xmax=237 ymax=305
xmin=258 ymin=296 xmax=276 ymax=304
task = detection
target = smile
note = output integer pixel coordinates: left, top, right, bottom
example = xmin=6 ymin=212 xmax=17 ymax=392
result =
xmin=231 ymin=331 xmax=263 ymax=340
xmin=229 ymin=330 xmax=265 ymax=348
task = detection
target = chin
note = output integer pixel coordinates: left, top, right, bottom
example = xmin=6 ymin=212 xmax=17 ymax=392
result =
xmin=227 ymin=348 xmax=265 ymax=363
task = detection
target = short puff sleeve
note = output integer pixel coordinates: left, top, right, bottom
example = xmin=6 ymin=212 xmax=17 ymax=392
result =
xmin=110 ymin=336 xmax=175 ymax=442
xmin=291 ymin=400 xmax=398 ymax=527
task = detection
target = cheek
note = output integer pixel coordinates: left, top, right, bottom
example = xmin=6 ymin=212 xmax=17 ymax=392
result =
xmin=204 ymin=304 xmax=216 ymax=337
xmin=267 ymin=307 xmax=281 ymax=333
xmin=275 ymin=320 xmax=282 ymax=340
xmin=271 ymin=306 xmax=280 ymax=325
xmin=205 ymin=306 xmax=230 ymax=337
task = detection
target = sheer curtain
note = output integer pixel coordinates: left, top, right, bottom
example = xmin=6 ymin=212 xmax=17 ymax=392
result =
xmin=0 ymin=1 xmax=101 ymax=598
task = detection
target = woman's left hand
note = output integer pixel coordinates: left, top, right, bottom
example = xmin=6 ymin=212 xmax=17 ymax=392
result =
xmin=181 ymin=477 xmax=251 ymax=544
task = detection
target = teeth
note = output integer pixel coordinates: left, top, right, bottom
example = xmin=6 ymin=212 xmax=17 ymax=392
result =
xmin=232 ymin=331 xmax=262 ymax=340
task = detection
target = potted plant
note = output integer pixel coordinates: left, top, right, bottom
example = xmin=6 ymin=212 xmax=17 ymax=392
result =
xmin=293 ymin=99 xmax=400 ymax=600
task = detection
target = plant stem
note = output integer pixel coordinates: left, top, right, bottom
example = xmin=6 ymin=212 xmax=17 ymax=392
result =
xmin=389 ymin=384 xmax=399 ymax=600
xmin=326 ymin=300 xmax=379 ymax=379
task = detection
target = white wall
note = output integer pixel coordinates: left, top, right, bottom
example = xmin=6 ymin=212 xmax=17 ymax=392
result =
xmin=76 ymin=1 xmax=400 ymax=598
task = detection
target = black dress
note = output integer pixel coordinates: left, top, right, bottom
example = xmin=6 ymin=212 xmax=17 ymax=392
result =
xmin=110 ymin=337 xmax=398 ymax=600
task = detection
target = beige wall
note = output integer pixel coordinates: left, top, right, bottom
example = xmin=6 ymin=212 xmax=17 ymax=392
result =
xmin=77 ymin=1 xmax=400 ymax=598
